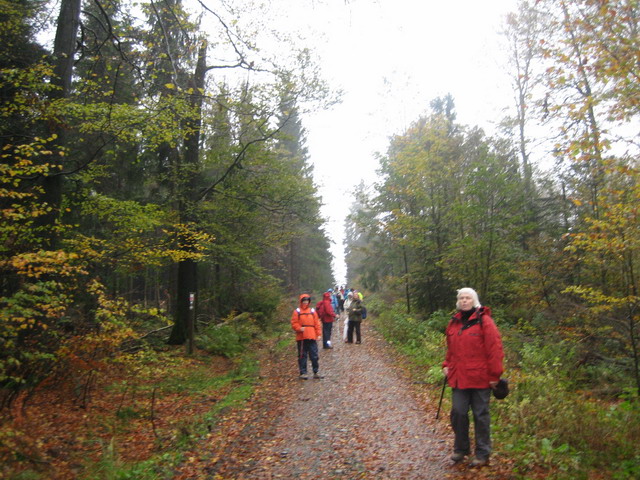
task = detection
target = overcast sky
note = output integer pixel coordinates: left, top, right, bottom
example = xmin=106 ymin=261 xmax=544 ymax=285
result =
xmin=276 ymin=0 xmax=517 ymax=284
xmin=186 ymin=0 xmax=517 ymax=284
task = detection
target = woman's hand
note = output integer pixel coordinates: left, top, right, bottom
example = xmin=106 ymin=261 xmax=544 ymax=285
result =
xmin=443 ymin=367 xmax=449 ymax=377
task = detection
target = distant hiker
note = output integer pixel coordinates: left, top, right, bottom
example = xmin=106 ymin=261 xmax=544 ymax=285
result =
xmin=316 ymin=290 xmax=338 ymax=349
xmin=334 ymin=289 xmax=343 ymax=313
xmin=442 ymin=287 xmax=504 ymax=468
xmin=330 ymin=288 xmax=340 ymax=314
xmin=346 ymin=293 xmax=364 ymax=344
xmin=291 ymin=294 xmax=323 ymax=379
xmin=342 ymin=291 xmax=354 ymax=341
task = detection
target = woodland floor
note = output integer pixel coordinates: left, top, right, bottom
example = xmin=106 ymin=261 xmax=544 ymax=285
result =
xmin=175 ymin=316 xmax=518 ymax=480
xmin=2 ymin=316 xmax=521 ymax=480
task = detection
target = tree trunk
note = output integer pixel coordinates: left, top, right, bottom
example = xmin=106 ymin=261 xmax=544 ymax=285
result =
xmin=168 ymin=258 xmax=197 ymax=344
xmin=168 ymin=41 xmax=207 ymax=344
xmin=402 ymin=245 xmax=411 ymax=314
xmin=39 ymin=0 xmax=81 ymax=248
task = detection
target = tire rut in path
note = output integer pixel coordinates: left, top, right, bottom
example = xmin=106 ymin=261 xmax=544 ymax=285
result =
xmin=185 ymin=318 xmax=457 ymax=479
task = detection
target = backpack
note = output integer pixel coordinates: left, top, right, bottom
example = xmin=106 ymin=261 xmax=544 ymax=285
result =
xmin=315 ymin=300 xmax=325 ymax=317
xmin=361 ymin=305 xmax=367 ymax=319
xmin=296 ymin=307 xmax=316 ymax=327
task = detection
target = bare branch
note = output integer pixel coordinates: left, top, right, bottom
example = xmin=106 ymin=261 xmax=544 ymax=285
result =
xmin=197 ymin=114 xmax=290 ymax=201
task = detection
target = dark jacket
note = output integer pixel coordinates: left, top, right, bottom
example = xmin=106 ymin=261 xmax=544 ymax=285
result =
xmin=347 ymin=298 xmax=363 ymax=322
xmin=442 ymin=307 xmax=504 ymax=389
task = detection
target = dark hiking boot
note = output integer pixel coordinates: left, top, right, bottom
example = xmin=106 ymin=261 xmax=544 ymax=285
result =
xmin=450 ymin=453 xmax=467 ymax=463
xmin=469 ymin=457 xmax=489 ymax=467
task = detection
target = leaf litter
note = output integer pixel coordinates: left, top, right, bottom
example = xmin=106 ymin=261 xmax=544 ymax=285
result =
xmin=175 ymin=319 xmax=518 ymax=479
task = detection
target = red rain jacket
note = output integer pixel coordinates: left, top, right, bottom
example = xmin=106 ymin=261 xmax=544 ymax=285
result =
xmin=316 ymin=292 xmax=337 ymax=323
xmin=443 ymin=307 xmax=504 ymax=389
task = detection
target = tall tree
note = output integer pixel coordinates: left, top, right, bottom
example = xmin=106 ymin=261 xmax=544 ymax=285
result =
xmin=35 ymin=0 xmax=82 ymax=247
xmin=502 ymin=0 xmax=546 ymax=248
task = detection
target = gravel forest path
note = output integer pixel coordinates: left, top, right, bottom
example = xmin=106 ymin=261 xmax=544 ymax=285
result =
xmin=176 ymin=316 xmax=510 ymax=480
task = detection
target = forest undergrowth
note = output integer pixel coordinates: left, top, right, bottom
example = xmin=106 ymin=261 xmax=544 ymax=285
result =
xmin=0 ymin=305 xmax=291 ymax=480
xmin=2 ymin=295 xmax=639 ymax=479
xmin=366 ymin=294 xmax=640 ymax=480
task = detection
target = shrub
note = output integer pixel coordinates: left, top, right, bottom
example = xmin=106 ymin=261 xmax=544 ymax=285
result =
xmin=198 ymin=313 xmax=260 ymax=358
xmin=370 ymin=291 xmax=640 ymax=478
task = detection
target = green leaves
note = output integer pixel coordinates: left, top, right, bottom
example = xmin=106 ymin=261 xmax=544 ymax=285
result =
xmin=351 ymin=99 xmax=528 ymax=311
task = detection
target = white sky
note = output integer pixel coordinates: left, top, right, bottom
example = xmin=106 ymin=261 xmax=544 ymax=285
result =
xmin=279 ymin=0 xmax=517 ymax=284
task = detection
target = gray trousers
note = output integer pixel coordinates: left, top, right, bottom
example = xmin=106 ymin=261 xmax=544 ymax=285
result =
xmin=450 ymin=388 xmax=492 ymax=459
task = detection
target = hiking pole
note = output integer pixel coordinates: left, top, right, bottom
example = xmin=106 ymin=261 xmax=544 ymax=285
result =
xmin=435 ymin=375 xmax=447 ymax=421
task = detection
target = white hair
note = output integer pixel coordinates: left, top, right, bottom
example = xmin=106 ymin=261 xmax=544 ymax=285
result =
xmin=456 ymin=287 xmax=481 ymax=310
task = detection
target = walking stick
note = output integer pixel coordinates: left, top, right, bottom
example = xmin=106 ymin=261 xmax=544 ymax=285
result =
xmin=435 ymin=375 xmax=447 ymax=420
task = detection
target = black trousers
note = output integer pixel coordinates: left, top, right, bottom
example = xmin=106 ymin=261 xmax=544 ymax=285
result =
xmin=347 ymin=320 xmax=361 ymax=343
xmin=297 ymin=339 xmax=319 ymax=375
xmin=322 ymin=322 xmax=333 ymax=347
xmin=450 ymin=388 xmax=492 ymax=459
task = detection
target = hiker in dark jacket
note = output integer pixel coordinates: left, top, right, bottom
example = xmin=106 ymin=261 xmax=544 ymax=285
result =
xmin=316 ymin=290 xmax=337 ymax=349
xmin=442 ymin=287 xmax=504 ymax=467
xmin=291 ymin=294 xmax=323 ymax=380
xmin=346 ymin=295 xmax=363 ymax=344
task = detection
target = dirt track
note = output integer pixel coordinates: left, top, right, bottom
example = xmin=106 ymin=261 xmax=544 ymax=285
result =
xmin=177 ymin=316 xmax=503 ymax=479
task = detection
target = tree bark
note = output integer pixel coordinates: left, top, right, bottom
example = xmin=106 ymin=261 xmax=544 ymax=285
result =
xmin=168 ymin=258 xmax=197 ymax=344
xmin=168 ymin=41 xmax=207 ymax=344
xmin=39 ymin=0 xmax=81 ymax=248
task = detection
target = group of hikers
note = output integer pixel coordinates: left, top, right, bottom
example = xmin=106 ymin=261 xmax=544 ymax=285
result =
xmin=290 ymin=287 xmax=365 ymax=380
xmin=289 ymin=285 xmax=505 ymax=469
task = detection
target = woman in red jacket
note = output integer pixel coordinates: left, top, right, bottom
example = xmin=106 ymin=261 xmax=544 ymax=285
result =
xmin=442 ymin=287 xmax=504 ymax=467
xmin=291 ymin=293 xmax=323 ymax=380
